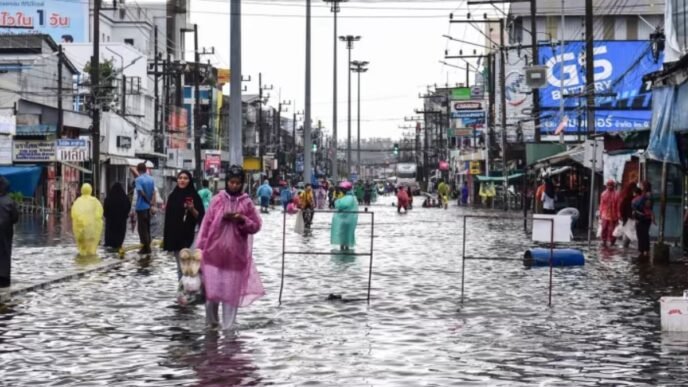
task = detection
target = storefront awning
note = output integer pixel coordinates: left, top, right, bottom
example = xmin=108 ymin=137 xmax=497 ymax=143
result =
xmin=476 ymin=173 xmax=524 ymax=182
xmin=104 ymin=155 xmax=154 ymax=168
xmin=0 ymin=165 xmax=42 ymax=197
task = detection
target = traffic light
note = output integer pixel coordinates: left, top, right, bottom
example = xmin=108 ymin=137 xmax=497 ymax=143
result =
xmin=393 ymin=143 xmax=399 ymax=155
xmin=312 ymin=141 xmax=317 ymax=153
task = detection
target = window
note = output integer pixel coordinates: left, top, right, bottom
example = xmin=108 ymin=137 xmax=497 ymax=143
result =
xmin=546 ymin=17 xmax=558 ymax=42
xmin=509 ymin=17 xmax=523 ymax=44
xmin=124 ymin=38 xmax=134 ymax=46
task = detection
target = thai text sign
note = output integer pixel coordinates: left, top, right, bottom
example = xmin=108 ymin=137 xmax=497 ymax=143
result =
xmin=0 ymin=0 xmax=89 ymax=42
xmin=13 ymin=139 xmax=55 ymax=162
xmin=56 ymin=139 xmax=88 ymax=162
xmin=451 ymin=110 xmax=486 ymax=127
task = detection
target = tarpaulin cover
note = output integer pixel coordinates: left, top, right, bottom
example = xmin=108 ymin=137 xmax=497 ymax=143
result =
xmin=0 ymin=165 xmax=42 ymax=197
xmin=647 ymin=87 xmax=680 ymax=164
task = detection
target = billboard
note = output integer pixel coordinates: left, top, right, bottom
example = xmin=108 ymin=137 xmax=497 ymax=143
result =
xmin=538 ymin=41 xmax=663 ymax=133
xmin=0 ymin=0 xmax=89 ymax=43
xmin=167 ymin=106 xmax=189 ymax=150
xmin=500 ymin=41 xmax=664 ymax=135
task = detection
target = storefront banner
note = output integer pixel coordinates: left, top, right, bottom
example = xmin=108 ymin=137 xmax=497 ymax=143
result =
xmin=13 ymin=139 xmax=55 ymax=162
xmin=56 ymin=139 xmax=88 ymax=162
xmin=0 ymin=135 xmax=11 ymax=165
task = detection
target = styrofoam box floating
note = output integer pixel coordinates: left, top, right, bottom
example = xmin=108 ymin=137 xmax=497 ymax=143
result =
xmin=660 ymin=297 xmax=688 ymax=332
xmin=532 ymin=215 xmax=572 ymax=243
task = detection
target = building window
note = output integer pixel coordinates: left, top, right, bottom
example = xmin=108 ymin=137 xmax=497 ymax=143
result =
xmin=509 ymin=16 xmax=523 ymax=44
xmin=627 ymin=16 xmax=638 ymax=40
xmin=124 ymin=38 xmax=134 ymax=46
xmin=545 ymin=16 xmax=558 ymax=42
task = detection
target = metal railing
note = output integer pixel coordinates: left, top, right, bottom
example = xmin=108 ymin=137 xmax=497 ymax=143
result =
xmin=279 ymin=209 xmax=375 ymax=304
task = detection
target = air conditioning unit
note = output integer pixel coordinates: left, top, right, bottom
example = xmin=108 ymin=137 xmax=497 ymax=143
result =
xmin=525 ymin=65 xmax=548 ymax=89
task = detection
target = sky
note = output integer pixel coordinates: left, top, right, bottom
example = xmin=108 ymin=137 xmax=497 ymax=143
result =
xmin=142 ymin=0 xmax=504 ymax=140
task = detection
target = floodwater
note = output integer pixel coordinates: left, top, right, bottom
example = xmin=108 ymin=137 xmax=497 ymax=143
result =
xmin=2 ymin=196 xmax=688 ymax=386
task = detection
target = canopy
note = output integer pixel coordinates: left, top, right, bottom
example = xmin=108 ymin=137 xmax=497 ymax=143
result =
xmin=0 ymin=165 xmax=42 ymax=197
xmin=476 ymin=173 xmax=524 ymax=182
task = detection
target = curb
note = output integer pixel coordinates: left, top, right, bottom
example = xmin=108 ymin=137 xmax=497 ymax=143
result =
xmin=0 ymin=256 xmax=132 ymax=303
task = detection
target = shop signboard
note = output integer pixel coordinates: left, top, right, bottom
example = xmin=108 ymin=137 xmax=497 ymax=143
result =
xmin=469 ymin=161 xmax=481 ymax=175
xmin=13 ymin=139 xmax=55 ymax=162
xmin=56 ymin=139 xmax=88 ymax=162
xmin=451 ymin=87 xmax=471 ymax=100
xmin=0 ymin=0 xmax=89 ymax=42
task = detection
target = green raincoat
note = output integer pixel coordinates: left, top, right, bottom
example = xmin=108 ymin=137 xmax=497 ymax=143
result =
xmin=330 ymin=192 xmax=359 ymax=247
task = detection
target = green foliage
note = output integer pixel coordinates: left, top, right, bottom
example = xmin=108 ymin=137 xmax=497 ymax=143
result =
xmin=9 ymin=192 xmax=23 ymax=203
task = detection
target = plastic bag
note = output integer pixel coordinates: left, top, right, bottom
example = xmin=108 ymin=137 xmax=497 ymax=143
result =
xmin=596 ymin=221 xmax=602 ymax=238
xmin=623 ymin=219 xmax=637 ymax=242
xmin=177 ymin=248 xmax=205 ymax=305
xmin=612 ymin=221 xmax=624 ymax=238
xmin=294 ymin=210 xmax=305 ymax=234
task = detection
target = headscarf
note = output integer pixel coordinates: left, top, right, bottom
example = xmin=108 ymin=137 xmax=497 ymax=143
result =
xmin=163 ymin=170 xmax=205 ymax=252
xmin=226 ymin=165 xmax=245 ymax=196
xmin=0 ymin=176 xmax=9 ymax=196
xmin=104 ymin=182 xmax=130 ymax=220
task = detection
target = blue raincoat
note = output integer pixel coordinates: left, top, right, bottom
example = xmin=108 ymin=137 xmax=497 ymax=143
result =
xmin=280 ymin=187 xmax=293 ymax=209
xmin=331 ymin=191 xmax=359 ymax=247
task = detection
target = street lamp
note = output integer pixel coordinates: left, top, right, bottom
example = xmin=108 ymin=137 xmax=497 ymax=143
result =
xmin=350 ymin=60 xmax=368 ymax=176
xmin=324 ymin=0 xmax=348 ymax=180
xmin=339 ymin=34 xmax=360 ymax=178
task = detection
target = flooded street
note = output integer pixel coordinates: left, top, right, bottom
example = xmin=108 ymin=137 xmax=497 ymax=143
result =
xmin=2 ymin=196 xmax=688 ymax=385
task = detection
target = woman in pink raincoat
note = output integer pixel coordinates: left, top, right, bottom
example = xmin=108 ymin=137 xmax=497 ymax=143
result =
xmin=196 ymin=165 xmax=265 ymax=330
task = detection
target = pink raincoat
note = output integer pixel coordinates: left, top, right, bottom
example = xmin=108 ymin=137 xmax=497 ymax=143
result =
xmin=196 ymin=191 xmax=265 ymax=307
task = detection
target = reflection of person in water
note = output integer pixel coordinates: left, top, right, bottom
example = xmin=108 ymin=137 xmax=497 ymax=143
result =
xmin=189 ymin=333 xmax=263 ymax=385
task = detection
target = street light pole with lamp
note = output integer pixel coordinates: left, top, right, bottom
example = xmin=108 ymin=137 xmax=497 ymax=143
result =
xmin=324 ymin=0 xmax=348 ymax=180
xmin=339 ymin=35 xmax=360 ymax=178
xmin=350 ymin=60 xmax=368 ymax=176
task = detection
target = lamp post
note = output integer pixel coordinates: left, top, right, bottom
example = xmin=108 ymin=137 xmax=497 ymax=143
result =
xmin=324 ymin=0 xmax=348 ymax=179
xmin=339 ymin=35 xmax=360 ymax=178
xmin=350 ymin=60 xmax=368 ymax=176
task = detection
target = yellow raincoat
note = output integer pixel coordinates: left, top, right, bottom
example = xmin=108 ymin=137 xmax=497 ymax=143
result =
xmin=71 ymin=183 xmax=104 ymax=256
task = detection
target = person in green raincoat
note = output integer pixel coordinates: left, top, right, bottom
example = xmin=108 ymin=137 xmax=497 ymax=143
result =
xmin=354 ymin=182 xmax=364 ymax=204
xmin=331 ymin=181 xmax=359 ymax=251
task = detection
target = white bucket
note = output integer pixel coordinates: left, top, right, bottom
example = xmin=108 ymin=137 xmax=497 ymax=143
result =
xmin=660 ymin=296 xmax=688 ymax=332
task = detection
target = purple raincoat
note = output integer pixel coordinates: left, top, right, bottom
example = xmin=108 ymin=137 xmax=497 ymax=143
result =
xmin=196 ymin=191 xmax=265 ymax=307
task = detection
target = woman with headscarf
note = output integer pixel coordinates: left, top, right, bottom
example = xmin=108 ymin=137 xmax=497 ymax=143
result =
xmin=331 ymin=181 xmax=359 ymax=251
xmin=71 ymin=183 xmax=104 ymax=256
xmin=163 ymin=171 xmax=205 ymax=264
xmin=196 ymin=165 xmax=264 ymax=330
xmin=541 ymin=177 xmax=556 ymax=214
xmin=0 ymin=176 xmax=18 ymax=287
xmin=103 ymin=182 xmax=131 ymax=250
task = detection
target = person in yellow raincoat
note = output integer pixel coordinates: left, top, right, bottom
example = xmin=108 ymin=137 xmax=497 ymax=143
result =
xmin=71 ymin=183 xmax=104 ymax=256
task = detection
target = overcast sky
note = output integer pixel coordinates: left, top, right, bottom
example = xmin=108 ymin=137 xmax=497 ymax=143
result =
xmin=145 ymin=0 xmax=502 ymax=140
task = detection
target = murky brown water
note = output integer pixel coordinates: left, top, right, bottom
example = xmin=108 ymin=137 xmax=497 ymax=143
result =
xmin=2 ymin=197 xmax=688 ymax=385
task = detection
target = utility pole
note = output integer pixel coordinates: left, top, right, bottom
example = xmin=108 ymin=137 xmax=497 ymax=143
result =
xmin=340 ymin=35 xmax=360 ymax=177
xmin=324 ymin=0 xmax=348 ymax=179
xmin=229 ymin=0 xmax=243 ymax=166
xmin=257 ymin=73 xmax=273 ymax=171
xmin=91 ymin=0 xmax=101 ymax=196
xmin=531 ymin=0 xmax=541 ymax=143
xmin=57 ymin=44 xmax=63 ymax=138
xmin=304 ymin=0 xmax=313 ymax=184
xmin=351 ymin=60 xmax=369 ymax=176
xmin=303 ymin=0 xmax=314 ymax=183
xmin=153 ymin=26 xmax=160 ymax=153
xmin=585 ymin=0 xmax=597 ymax=245
xmin=499 ymin=19 xmax=508 ymax=210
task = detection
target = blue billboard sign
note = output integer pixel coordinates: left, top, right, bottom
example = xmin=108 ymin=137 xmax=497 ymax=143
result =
xmin=0 ymin=0 xmax=89 ymax=42
xmin=538 ymin=41 xmax=662 ymax=132
xmin=451 ymin=111 xmax=486 ymax=127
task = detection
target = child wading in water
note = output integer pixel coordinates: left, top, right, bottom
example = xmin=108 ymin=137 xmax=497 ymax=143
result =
xmin=196 ymin=165 xmax=265 ymax=330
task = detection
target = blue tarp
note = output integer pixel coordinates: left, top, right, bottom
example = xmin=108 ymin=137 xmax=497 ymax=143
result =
xmin=647 ymin=87 xmax=680 ymax=164
xmin=0 ymin=165 xmax=43 ymax=197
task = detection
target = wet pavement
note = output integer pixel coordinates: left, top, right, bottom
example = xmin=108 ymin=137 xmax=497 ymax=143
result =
xmin=1 ymin=196 xmax=688 ymax=385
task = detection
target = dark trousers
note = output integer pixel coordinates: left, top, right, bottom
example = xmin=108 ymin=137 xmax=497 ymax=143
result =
xmin=636 ymin=219 xmax=651 ymax=253
xmin=137 ymin=210 xmax=152 ymax=253
xmin=302 ymin=208 xmax=314 ymax=228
